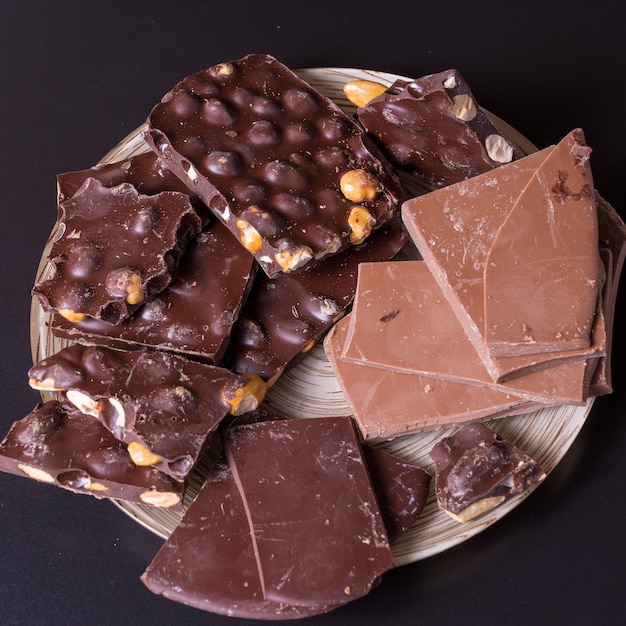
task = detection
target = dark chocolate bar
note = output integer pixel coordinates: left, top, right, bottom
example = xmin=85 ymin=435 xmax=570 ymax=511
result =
xmin=430 ymin=423 xmax=546 ymax=522
xmin=28 ymin=345 xmax=266 ymax=480
xmin=223 ymin=416 xmax=394 ymax=607
xmin=356 ymin=69 xmax=514 ymax=188
xmin=145 ymin=53 xmax=403 ymax=276
xmin=220 ymin=223 xmax=407 ymax=382
xmin=50 ymin=219 xmax=256 ymax=364
xmin=33 ymin=178 xmax=203 ymax=324
xmin=0 ymin=400 xmax=183 ymax=509
xmin=141 ymin=460 xmax=339 ymax=619
xmin=362 ymin=445 xmax=431 ymax=542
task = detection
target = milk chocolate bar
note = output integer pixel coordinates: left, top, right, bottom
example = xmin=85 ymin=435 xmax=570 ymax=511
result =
xmin=33 ymin=178 xmax=203 ymax=324
xmin=50 ymin=219 xmax=256 ymax=364
xmin=141 ymin=461 xmax=339 ymax=619
xmin=324 ymin=316 xmax=543 ymax=442
xmin=430 ymin=423 xmax=546 ymax=522
xmin=341 ymin=261 xmax=601 ymax=404
xmin=589 ymin=193 xmax=626 ymax=395
xmin=145 ymin=53 xmax=403 ymax=277
xmin=28 ymin=345 xmax=266 ymax=480
xmin=223 ymin=416 xmax=394 ymax=607
xmin=355 ymin=69 xmax=514 ymax=188
xmin=221 ymin=223 xmax=407 ymax=382
xmin=0 ymin=400 xmax=183 ymax=509
xmin=402 ymin=130 xmax=602 ymax=363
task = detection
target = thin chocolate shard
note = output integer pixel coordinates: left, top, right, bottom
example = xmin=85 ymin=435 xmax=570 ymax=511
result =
xmin=402 ymin=130 xmax=602 ymax=365
xmin=28 ymin=345 xmax=266 ymax=480
xmin=33 ymin=178 xmax=203 ymax=324
xmin=356 ymin=69 xmax=514 ymax=188
xmin=362 ymin=445 xmax=431 ymax=542
xmin=324 ymin=316 xmax=542 ymax=442
xmin=341 ymin=261 xmax=601 ymax=405
xmin=141 ymin=461 xmax=338 ymax=619
xmin=223 ymin=416 xmax=393 ymax=607
xmin=145 ymin=53 xmax=403 ymax=277
xmin=220 ymin=223 xmax=407 ymax=382
xmin=430 ymin=423 xmax=546 ymax=523
xmin=50 ymin=219 xmax=256 ymax=364
xmin=0 ymin=400 xmax=183 ymax=509
xmin=589 ymin=193 xmax=626 ymax=395
xmin=57 ymin=150 xmax=203 ymax=203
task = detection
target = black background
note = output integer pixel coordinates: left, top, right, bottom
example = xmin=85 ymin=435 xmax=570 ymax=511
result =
xmin=1 ymin=1 xmax=625 ymax=624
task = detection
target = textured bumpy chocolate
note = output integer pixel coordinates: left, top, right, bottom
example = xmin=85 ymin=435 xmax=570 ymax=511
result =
xmin=221 ymin=224 xmax=407 ymax=381
xmin=430 ymin=423 xmax=546 ymax=522
xmin=223 ymin=416 xmax=394 ymax=607
xmin=57 ymin=149 xmax=203 ymax=203
xmin=402 ymin=130 xmax=602 ymax=364
xmin=362 ymin=445 xmax=431 ymax=542
xmin=33 ymin=178 xmax=203 ymax=323
xmin=341 ymin=261 xmax=601 ymax=404
xmin=325 ymin=316 xmax=545 ymax=442
xmin=51 ymin=219 xmax=256 ymax=364
xmin=145 ymin=53 xmax=403 ymax=277
xmin=356 ymin=69 xmax=514 ymax=188
xmin=0 ymin=400 xmax=183 ymax=509
xmin=141 ymin=461 xmax=339 ymax=619
xmin=28 ymin=345 xmax=265 ymax=480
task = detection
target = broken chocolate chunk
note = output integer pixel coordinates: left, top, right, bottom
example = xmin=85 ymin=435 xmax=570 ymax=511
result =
xmin=50 ymin=219 xmax=256 ymax=364
xmin=356 ymin=69 xmax=514 ymax=188
xmin=401 ymin=130 xmax=602 ymax=363
xmin=33 ymin=178 xmax=203 ymax=324
xmin=222 ymin=416 xmax=394 ymax=607
xmin=28 ymin=345 xmax=266 ymax=480
xmin=0 ymin=400 xmax=183 ymax=509
xmin=220 ymin=223 xmax=407 ymax=382
xmin=430 ymin=422 xmax=546 ymax=523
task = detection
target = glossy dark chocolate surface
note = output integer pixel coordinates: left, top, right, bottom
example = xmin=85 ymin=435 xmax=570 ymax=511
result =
xmin=51 ymin=219 xmax=256 ymax=363
xmin=33 ymin=178 xmax=203 ymax=323
xmin=0 ymin=400 xmax=183 ymax=508
xmin=28 ymin=345 xmax=255 ymax=479
xmin=357 ymin=70 xmax=513 ymax=188
xmin=145 ymin=54 xmax=403 ymax=276
xmin=221 ymin=223 xmax=407 ymax=381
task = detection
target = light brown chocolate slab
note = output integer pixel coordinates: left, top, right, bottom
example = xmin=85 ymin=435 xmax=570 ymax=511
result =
xmin=342 ymin=261 xmax=599 ymax=405
xmin=401 ymin=130 xmax=602 ymax=368
xmin=325 ymin=316 xmax=544 ymax=442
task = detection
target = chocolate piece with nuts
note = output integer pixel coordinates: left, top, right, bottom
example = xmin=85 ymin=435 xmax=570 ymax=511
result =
xmin=28 ymin=345 xmax=266 ymax=480
xmin=430 ymin=423 xmax=546 ymax=523
xmin=0 ymin=400 xmax=183 ymax=509
xmin=33 ymin=177 xmax=203 ymax=324
xmin=353 ymin=69 xmax=514 ymax=188
xmin=50 ymin=219 xmax=256 ymax=364
xmin=145 ymin=53 xmax=403 ymax=277
xmin=220 ymin=223 xmax=407 ymax=382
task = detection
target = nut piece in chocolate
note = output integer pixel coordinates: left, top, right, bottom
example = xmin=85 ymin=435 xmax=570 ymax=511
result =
xmin=355 ymin=69 xmax=514 ymax=188
xmin=145 ymin=53 xmax=403 ymax=277
xmin=50 ymin=219 xmax=256 ymax=365
xmin=28 ymin=345 xmax=266 ymax=480
xmin=0 ymin=400 xmax=183 ymax=508
xmin=430 ymin=422 xmax=546 ymax=523
xmin=33 ymin=177 xmax=203 ymax=324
